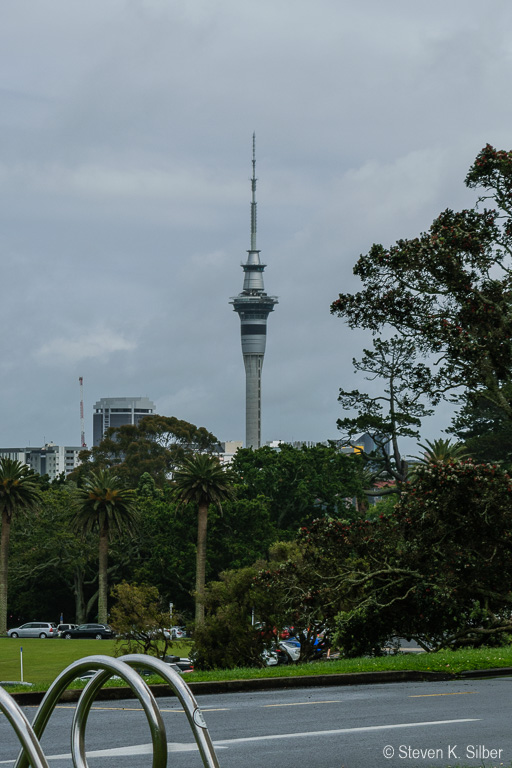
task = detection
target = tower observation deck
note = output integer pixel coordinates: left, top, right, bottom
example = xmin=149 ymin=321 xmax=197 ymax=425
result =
xmin=230 ymin=135 xmax=278 ymax=448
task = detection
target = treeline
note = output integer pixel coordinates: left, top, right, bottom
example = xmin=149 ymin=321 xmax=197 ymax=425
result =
xmin=5 ymin=433 xmax=364 ymax=627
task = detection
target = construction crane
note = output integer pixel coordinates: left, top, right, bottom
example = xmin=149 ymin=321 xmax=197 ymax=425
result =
xmin=79 ymin=376 xmax=87 ymax=448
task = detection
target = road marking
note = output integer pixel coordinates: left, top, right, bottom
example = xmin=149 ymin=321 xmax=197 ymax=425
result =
xmin=0 ymin=717 xmax=480 ymax=762
xmin=0 ymin=743 xmax=208 ymax=762
xmin=213 ymin=718 xmax=480 ymax=745
xmin=409 ymin=692 xmax=476 ymax=697
xmin=264 ymin=700 xmax=341 ymax=707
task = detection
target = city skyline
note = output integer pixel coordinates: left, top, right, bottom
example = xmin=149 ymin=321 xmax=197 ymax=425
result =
xmin=1 ymin=2 xmax=510 ymax=452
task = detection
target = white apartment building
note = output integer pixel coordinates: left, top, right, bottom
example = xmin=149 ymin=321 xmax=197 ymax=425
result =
xmin=0 ymin=443 xmax=81 ymax=480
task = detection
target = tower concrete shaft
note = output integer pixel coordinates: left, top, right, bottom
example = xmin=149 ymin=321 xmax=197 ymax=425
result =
xmin=230 ymin=135 xmax=278 ymax=448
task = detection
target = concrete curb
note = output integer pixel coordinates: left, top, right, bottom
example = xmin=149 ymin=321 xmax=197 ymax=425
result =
xmin=8 ymin=667 xmax=512 ymax=706
xmin=459 ymin=666 xmax=512 ymax=679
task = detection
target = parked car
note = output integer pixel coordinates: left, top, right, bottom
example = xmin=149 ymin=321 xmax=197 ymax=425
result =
xmin=7 ymin=622 xmax=58 ymax=638
xmin=56 ymin=623 xmax=78 ymax=636
xmin=60 ymin=623 xmax=114 ymax=639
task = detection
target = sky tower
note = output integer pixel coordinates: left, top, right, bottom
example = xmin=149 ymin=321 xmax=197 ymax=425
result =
xmin=230 ymin=135 xmax=278 ymax=448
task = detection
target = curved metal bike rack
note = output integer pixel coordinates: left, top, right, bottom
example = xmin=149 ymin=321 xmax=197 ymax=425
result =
xmin=0 ymin=686 xmax=49 ymax=768
xmin=0 ymin=654 xmax=221 ymax=768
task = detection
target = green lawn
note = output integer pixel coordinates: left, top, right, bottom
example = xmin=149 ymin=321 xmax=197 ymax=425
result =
xmin=0 ymin=637 xmax=190 ymax=687
xmin=2 ymin=639 xmax=512 ymax=692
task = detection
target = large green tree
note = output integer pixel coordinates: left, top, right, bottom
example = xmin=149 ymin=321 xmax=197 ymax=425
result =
xmin=173 ymin=454 xmax=235 ymax=625
xmin=231 ymin=442 xmax=362 ymax=531
xmin=72 ymin=415 xmax=218 ymax=488
xmin=73 ymin=470 xmax=137 ymax=624
xmin=331 ymin=144 xmax=512 ymax=423
xmin=0 ymin=458 xmax=41 ymax=634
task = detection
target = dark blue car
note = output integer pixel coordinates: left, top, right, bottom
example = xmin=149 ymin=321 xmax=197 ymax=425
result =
xmin=61 ymin=623 xmax=114 ymax=639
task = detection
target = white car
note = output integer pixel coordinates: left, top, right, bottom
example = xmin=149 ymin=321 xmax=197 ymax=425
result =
xmin=57 ymin=623 xmax=78 ymax=636
xmin=167 ymin=626 xmax=187 ymax=640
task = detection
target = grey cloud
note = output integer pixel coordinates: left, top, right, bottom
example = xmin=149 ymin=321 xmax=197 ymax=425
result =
xmin=0 ymin=0 xmax=510 ymax=450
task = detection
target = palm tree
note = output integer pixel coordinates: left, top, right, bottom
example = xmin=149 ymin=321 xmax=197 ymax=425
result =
xmin=173 ymin=454 xmax=235 ymax=625
xmin=73 ymin=469 xmax=137 ymax=624
xmin=413 ymin=438 xmax=470 ymax=465
xmin=0 ymin=458 xmax=41 ymax=634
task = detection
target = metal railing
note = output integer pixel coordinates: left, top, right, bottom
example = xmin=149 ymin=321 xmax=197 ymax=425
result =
xmin=0 ymin=654 xmax=221 ymax=768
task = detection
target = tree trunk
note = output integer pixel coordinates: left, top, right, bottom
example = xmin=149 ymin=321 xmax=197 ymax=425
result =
xmin=97 ymin=528 xmax=109 ymax=624
xmin=86 ymin=590 xmax=99 ymax=621
xmin=0 ymin=511 xmax=11 ymax=635
xmin=195 ymin=502 xmax=208 ymax=626
xmin=73 ymin=565 xmax=86 ymax=624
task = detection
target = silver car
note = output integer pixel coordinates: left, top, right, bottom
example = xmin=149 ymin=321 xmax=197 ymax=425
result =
xmin=7 ymin=622 xmax=58 ymax=638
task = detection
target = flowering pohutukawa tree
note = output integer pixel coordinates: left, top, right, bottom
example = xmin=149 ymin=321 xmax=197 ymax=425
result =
xmin=337 ymin=459 xmax=512 ymax=653
xmin=259 ymin=459 xmax=512 ymax=655
xmin=331 ymin=145 xmax=512 ymax=425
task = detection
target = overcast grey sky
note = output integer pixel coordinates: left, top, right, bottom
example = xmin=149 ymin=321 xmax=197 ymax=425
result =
xmin=1 ymin=0 xmax=511 ymax=451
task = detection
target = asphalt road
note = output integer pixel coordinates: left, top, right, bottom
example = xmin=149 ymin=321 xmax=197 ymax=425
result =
xmin=2 ymin=676 xmax=512 ymax=768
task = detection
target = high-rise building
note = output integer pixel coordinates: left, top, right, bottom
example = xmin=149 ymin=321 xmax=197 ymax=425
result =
xmin=230 ymin=135 xmax=278 ymax=448
xmin=92 ymin=396 xmax=156 ymax=446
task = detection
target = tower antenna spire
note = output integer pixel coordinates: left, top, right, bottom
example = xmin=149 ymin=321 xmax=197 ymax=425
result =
xmin=250 ymin=132 xmax=257 ymax=252
xmin=79 ymin=376 xmax=87 ymax=448
xmin=230 ymin=135 xmax=278 ymax=449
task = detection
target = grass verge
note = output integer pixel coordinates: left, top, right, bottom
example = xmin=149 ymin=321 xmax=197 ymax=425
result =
xmin=2 ymin=640 xmax=512 ymax=693
xmin=179 ymin=645 xmax=512 ymax=683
